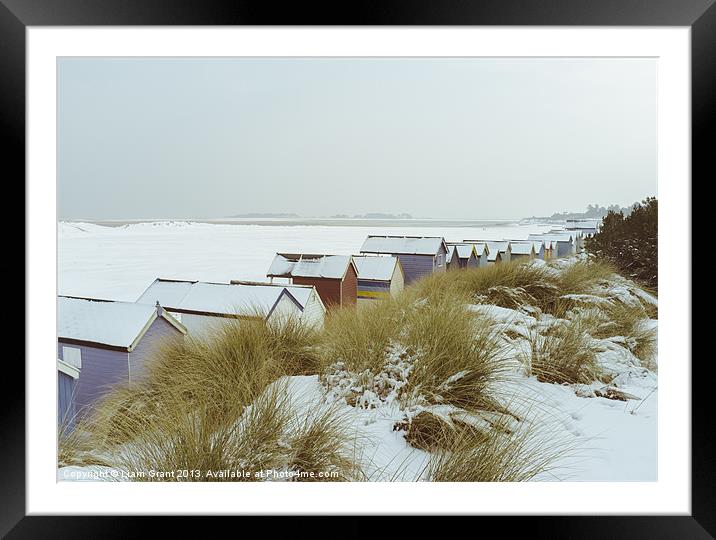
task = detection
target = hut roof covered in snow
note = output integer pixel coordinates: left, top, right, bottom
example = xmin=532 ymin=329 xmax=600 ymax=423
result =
xmin=266 ymin=254 xmax=356 ymax=280
xmin=542 ymin=239 xmax=559 ymax=250
xmin=461 ymin=241 xmax=507 ymax=261
xmin=446 ymin=245 xmax=456 ymax=259
xmin=509 ymin=242 xmax=535 ymax=255
xmin=464 ymin=240 xmax=511 ymax=254
xmin=528 ymin=233 xmax=573 ymax=243
xmin=447 ymin=242 xmax=478 ymax=259
xmin=137 ymin=279 xmax=301 ymax=318
xmin=525 ymin=240 xmax=545 ymax=252
xmin=135 ymin=278 xmax=197 ymax=307
xmin=507 ymin=239 xmax=545 ymax=250
xmin=461 ymin=241 xmax=489 ymax=255
xmin=464 ymin=240 xmax=510 ymax=261
xmin=176 ymin=282 xmax=299 ymax=317
xmin=352 ymin=255 xmax=401 ymax=282
xmin=360 ymin=236 xmax=446 ymax=256
xmin=453 ymin=244 xmax=476 ymax=260
xmin=58 ymin=296 xmax=186 ymax=350
xmin=549 ymin=229 xmax=582 ymax=239
xmin=229 ymin=280 xmax=319 ymax=312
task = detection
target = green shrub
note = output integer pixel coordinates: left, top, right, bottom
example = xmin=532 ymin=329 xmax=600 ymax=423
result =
xmin=586 ymin=197 xmax=658 ymax=289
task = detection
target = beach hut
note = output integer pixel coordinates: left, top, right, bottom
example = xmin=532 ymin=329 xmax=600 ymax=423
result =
xmin=446 ymin=243 xmax=479 ymax=269
xmin=540 ymin=239 xmax=558 ymax=259
xmin=58 ymin=296 xmax=187 ymax=414
xmin=352 ymin=255 xmax=405 ymax=304
xmin=508 ymin=239 xmax=545 ymax=260
xmin=266 ymin=253 xmax=358 ymax=308
xmin=462 ymin=241 xmax=490 ymax=267
xmin=486 ymin=250 xmax=502 ymax=265
xmin=359 ymin=236 xmax=448 ymax=284
xmin=136 ymin=279 xmax=306 ymax=332
xmin=230 ymin=280 xmax=326 ymax=328
xmin=445 ymin=245 xmax=459 ymax=270
xmin=492 ymin=241 xmax=512 ymax=263
xmin=57 ymin=358 xmax=80 ymax=431
xmin=528 ymin=234 xmax=575 ymax=257
xmin=464 ymin=240 xmax=512 ymax=264
xmin=509 ymin=242 xmax=537 ymax=261
xmin=550 ymin=229 xmax=584 ymax=251
xmin=533 ymin=240 xmax=546 ymax=260
xmin=472 ymin=242 xmax=490 ymax=267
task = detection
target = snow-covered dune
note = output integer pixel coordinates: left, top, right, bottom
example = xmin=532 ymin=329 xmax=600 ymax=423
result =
xmin=57 ymin=221 xmax=657 ymax=482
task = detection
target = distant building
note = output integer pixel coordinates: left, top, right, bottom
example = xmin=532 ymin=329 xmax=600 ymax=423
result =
xmin=352 ymin=255 xmax=405 ymax=304
xmin=266 ymin=253 xmax=358 ymax=308
xmin=136 ymin=279 xmax=307 ymax=332
xmin=566 ymin=219 xmax=600 ymax=237
xmin=359 ymin=236 xmax=448 ymax=284
xmin=508 ymin=242 xmax=537 ymax=261
xmin=58 ymin=296 xmax=186 ymax=416
xmin=446 ymin=243 xmax=479 ymax=269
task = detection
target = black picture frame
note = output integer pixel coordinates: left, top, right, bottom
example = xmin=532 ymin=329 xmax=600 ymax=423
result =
xmin=6 ymin=0 xmax=707 ymax=536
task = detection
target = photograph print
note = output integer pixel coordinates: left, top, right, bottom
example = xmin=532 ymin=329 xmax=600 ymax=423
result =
xmin=57 ymin=56 xmax=658 ymax=483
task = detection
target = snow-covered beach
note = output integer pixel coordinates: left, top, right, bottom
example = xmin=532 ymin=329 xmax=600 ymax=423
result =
xmin=58 ymin=221 xmax=556 ymax=301
xmin=58 ymin=220 xmax=657 ymax=482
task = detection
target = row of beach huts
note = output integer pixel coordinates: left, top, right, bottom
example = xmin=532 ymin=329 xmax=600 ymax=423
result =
xmin=57 ymin=220 xmax=599 ymax=429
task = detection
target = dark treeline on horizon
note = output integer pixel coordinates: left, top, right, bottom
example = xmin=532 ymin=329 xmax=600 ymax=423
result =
xmin=525 ymin=199 xmax=655 ymax=222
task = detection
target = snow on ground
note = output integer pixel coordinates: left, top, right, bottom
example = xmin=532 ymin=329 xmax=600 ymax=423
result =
xmin=58 ymin=221 xmax=554 ymax=301
xmin=57 ymin=221 xmax=657 ymax=481
xmin=281 ymin=375 xmax=431 ymax=481
xmin=497 ymin=375 xmax=657 ymax=481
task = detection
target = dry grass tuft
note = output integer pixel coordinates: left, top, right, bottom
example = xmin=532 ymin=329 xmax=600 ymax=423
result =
xmin=320 ymin=290 xmax=508 ymax=416
xmin=573 ymin=301 xmax=657 ymax=367
xmin=284 ymin=407 xmax=362 ymax=481
xmin=599 ymin=302 xmax=656 ymax=364
xmin=143 ymin=318 xmax=320 ymax=410
xmin=99 ymin=383 xmax=289 ymax=481
xmin=402 ymin=411 xmax=490 ymax=452
xmin=526 ymin=322 xmax=604 ymax=385
xmin=425 ymin=418 xmax=560 ymax=482
xmin=320 ymin=297 xmax=406 ymax=374
xmin=413 ymin=259 xmax=619 ymax=317
xmin=58 ymin=419 xmax=111 ymax=469
xmin=264 ymin=316 xmax=323 ymax=375
xmin=402 ymin=411 xmax=456 ymax=451
xmin=401 ymin=296 xmax=507 ymax=412
xmin=557 ymin=260 xmax=617 ymax=294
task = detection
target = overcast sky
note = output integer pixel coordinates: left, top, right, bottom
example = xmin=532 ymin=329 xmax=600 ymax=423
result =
xmin=58 ymin=57 xmax=656 ymax=220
